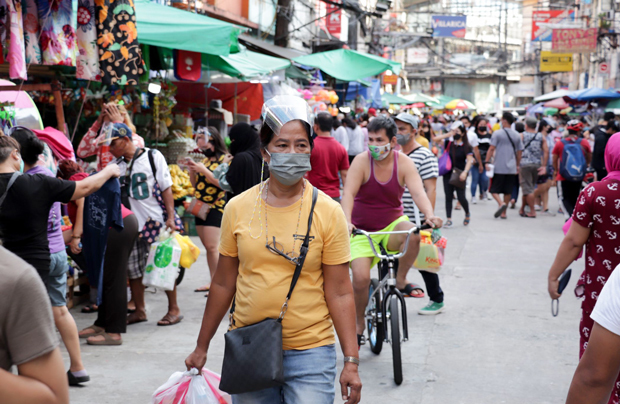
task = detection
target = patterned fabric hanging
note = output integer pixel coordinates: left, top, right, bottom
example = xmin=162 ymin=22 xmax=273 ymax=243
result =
xmin=0 ymin=0 xmax=9 ymax=62
xmin=76 ymin=0 xmax=99 ymax=80
xmin=7 ymin=0 xmax=27 ymax=79
xmin=36 ymin=0 xmax=77 ymax=66
xmin=95 ymin=0 xmax=143 ymax=85
xmin=21 ymin=0 xmax=40 ymax=64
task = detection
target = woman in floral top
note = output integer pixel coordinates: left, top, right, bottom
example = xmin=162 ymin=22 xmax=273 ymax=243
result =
xmin=186 ymin=127 xmax=230 ymax=294
xmin=77 ymin=103 xmax=144 ymax=171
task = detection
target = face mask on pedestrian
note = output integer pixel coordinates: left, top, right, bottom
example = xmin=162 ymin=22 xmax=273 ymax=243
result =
xmin=477 ymin=126 xmax=487 ymax=134
xmin=202 ymin=148 xmax=216 ymax=158
xmin=264 ymin=149 xmax=311 ymax=186
xmin=453 ymin=134 xmax=463 ymax=141
xmin=396 ymin=133 xmax=411 ymax=146
xmin=369 ymin=142 xmax=391 ymax=161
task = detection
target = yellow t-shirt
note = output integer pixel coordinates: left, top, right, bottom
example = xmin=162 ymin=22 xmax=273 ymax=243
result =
xmin=219 ymin=183 xmax=351 ymax=350
xmin=416 ymin=135 xmax=430 ymax=149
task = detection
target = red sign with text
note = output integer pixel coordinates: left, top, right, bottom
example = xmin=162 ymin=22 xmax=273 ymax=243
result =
xmin=325 ymin=1 xmax=341 ymax=38
xmin=552 ymin=28 xmax=598 ymax=53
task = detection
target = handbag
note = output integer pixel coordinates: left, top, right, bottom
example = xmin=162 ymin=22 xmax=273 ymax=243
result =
xmin=219 ymin=187 xmax=319 ymax=395
xmin=438 ymin=142 xmax=453 ymax=176
xmin=188 ymin=197 xmax=210 ymax=221
xmin=449 ymin=168 xmax=466 ymax=189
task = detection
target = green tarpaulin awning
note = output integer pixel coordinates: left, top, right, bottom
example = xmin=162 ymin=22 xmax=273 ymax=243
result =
xmin=402 ymin=93 xmax=439 ymax=105
xmin=203 ymin=50 xmax=291 ymax=80
xmin=382 ymin=93 xmax=411 ymax=105
xmin=293 ymin=49 xmax=401 ymax=82
xmin=427 ymin=95 xmax=458 ymax=109
xmin=134 ymin=0 xmax=244 ymax=56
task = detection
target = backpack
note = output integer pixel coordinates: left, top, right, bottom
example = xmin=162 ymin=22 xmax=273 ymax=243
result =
xmin=559 ymin=139 xmax=587 ymax=182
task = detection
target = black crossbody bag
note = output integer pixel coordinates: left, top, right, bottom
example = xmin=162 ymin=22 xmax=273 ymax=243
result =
xmin=219 ymin=187 xmax=319 ymax=395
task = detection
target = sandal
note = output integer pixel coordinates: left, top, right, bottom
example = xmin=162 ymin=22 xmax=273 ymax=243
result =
xmin=87 ymin=332 xmax=123 ymax=346
xmin=194 ymin=285 xmax=210 ymax=293
xmin=399 ymin=283 xmax=425 ymax=298
xmin=127 ymin=312 xmax=148 ymax=325
xmin=357 ymin=334 xmax=366 ymax=349
xmin=81 ymin=304 xmax=98 ymax=313
xmin=157 ymin=313 xmax=184 ymax=326
xmin=464 ymin=217 xmax=470 ymax=226
xmin=494 ymin=204 xmax=507 ymax=218
xmin=79 ymin=325 xmax=104 ymax=339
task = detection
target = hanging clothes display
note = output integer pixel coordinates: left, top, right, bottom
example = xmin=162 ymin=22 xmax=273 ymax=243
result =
xmin=21 ymin=0 xmax=41 ymax=64
xmin=36 ymin=0 xmax=77 ymax=66
xmin=0 ymin=0 xmax=8 ymax=63
xmin=76 ymin=0 xmax=99 ymax=80
xmin=7 ymin=0 xmax=27 ymax=80
xmin=95 ymin=0 xmax=143 ymax=85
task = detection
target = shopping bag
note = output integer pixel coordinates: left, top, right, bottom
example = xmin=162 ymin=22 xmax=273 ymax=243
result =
xmin=438 ymin=142 xmax=452 ymax=176
xmin=143 ymin=235 xmax=182 ymax=291
xmin=150 ymin=368 xmax=231 ymax=404
xmin=173 ymin=233 xmax=200 ymax=268
xmin=414 ymin=231 xmax=443 ymax=272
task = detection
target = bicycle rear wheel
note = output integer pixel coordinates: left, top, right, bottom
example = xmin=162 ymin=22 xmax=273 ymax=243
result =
xmin=367 ymin=278 xmax=383 ymax=354
xmin=390 ymin=296 xmax=403 ymax=385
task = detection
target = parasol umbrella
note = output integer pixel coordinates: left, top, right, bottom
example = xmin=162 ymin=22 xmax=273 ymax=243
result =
xmin=544 ymin=108 xmax=559 ymax=116
xmin=527 ymin=103 xmax=546 ymax=115
xmin=533 ymin=89 xmax=571 ymax=103
xmin=403 ymin=102 xmax=427 ymax=109
xmin=544 ymin=98 xmax=570 ymax=109
xmin=564 ymin=88 xmax=620 ymax=102
xmin=445 ymin=99 xmax=476 ymax=110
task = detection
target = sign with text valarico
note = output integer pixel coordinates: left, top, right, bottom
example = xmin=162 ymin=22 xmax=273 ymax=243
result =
xmin=540 ymin=51 xmax=573 ymax=72
xmin=407 ymin=48 xmax=429 ymax=64
xmin=552 ymin=28 xmax=598 ymax=53
xmin=431 ymin=16 xmax=467 ymax=38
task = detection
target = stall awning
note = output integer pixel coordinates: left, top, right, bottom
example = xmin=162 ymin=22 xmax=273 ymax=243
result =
xmin=402 ymin=93 xmax=439 ymax=105
xmin=533 ymin=89 xmax=571 ymax=103
xmin=238 ymin=35 xmax=308 ymax=60
xmin=203 ymin=50 xmax=291 ymax=80
xmin=293 ymin=49 xmax=401 ymax=82
xmin=134 ymin=0 xmax=244 ymax=56
xmin=382 ymin=93 xmax=411 ymax=105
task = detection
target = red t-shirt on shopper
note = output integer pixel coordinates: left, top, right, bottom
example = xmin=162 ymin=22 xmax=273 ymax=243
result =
xmin=306 ymin=136 xmax=349 ymax=198
xmin=552 ymin=137 xmax=591 ymax=181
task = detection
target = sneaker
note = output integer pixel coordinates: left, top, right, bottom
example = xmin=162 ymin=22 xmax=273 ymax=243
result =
xmin=418 ymin=301 xmax=445 ymax=315
xmin=485 ymin=192 xmax=493 ymax=201
xmin=544 ymin=209 xmax=556 ymax=217
xmin=444 ymin=220 xmax=453 ymax=228
xmin=472 ymin=198 xmax=477 ymax=205
xmin=534 ymin=204 xmax=542 ymax=212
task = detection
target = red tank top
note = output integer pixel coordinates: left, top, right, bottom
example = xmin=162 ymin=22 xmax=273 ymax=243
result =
xmin=352 ymin=151 xmax=405 ymax=231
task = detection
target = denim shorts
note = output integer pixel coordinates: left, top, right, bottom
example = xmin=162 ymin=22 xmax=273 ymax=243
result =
xmin=232 ymin=344 xmax=337 ymax=404
xmin=48 ymin=250 xmax=69 ymax=307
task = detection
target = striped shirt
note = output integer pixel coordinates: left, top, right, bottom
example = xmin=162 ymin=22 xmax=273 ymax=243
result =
xmin=403 ymin=147 xmax=439 ymax=224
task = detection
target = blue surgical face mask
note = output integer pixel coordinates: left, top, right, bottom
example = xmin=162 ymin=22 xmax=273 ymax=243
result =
xmin=19 ymin=158 xmax=24 ymax=173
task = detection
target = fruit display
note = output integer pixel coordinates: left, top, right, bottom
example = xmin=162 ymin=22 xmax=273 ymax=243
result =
xmin=169 ymin=164 xmax=195 ymax=200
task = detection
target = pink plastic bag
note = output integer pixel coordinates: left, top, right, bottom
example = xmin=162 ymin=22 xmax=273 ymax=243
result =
xmin=151 ymin=368 xmax=231 ymax=404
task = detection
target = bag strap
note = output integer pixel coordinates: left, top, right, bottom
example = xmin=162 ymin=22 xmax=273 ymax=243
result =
xmin=523 ymin=133 xmax=539 ymax=151
xmin=228 ymin=186 xmax=319 ymax=327
xmin=124 ymin=148 xmax=147 ymax=194
xmin=0 ymin=172 xmax=20 ymax=209
xmin=504 ymin=129 xmax=518 ymax=158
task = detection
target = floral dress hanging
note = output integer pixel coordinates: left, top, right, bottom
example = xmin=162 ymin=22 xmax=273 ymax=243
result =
xmin=21 ymin=0 xmax=41 ymax=64
xmin=95 ymin=0 xmax=143 ymax=85
xmin=36 ymin=0 xmax=77 ymax=66
xmin=7 ymin=0 xmax=27 ymax=79
xmin=76 ymin=0 xmax=99 ymax=80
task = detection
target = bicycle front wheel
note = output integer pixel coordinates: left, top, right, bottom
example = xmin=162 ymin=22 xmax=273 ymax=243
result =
xmin=367 ymin=278 xmax=384 ymax=354
xmin=390 ymin=296 xmax=403 ymax=385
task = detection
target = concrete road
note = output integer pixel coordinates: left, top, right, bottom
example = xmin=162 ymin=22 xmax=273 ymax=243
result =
xmin=65 ymin=192 xmax=582 ymax=404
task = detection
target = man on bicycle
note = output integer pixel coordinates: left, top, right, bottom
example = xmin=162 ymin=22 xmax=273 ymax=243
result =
xmin=342 ymin=115 xmax=443 ymax=346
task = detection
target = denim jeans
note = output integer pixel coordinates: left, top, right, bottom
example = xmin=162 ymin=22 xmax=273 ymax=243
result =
xmin=232 ymin=344 xmax=337 ymax=404
xmin=469 ymin=166 xmax=489 ymax=198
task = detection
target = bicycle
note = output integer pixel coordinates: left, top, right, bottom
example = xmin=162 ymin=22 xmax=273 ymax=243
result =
xmin=352 ymin=224 xmax=431 ymax=385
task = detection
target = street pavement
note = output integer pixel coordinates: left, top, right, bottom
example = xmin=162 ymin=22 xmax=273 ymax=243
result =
xmin=65 ymin=189 xmax=582 ymax=404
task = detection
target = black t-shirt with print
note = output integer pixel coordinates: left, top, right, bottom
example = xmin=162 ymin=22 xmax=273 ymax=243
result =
xmin=0 ymin=173 xmax=75 ymax=281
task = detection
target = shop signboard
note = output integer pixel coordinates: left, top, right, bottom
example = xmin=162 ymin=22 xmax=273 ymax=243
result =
xmin=532 ymin=10 xmax=575 ymax=42
xmin=540 ymin=51 xmax=573 ymax=72
xmin=431 ymin=16 xmax=467 ymax=38
xmin=326 ymin=1 xmax=342 ymax=38
xmin=407 ymin=48 xmax=429 ymax=64
xmin=552 ymin=28 xmax=598 ymax=53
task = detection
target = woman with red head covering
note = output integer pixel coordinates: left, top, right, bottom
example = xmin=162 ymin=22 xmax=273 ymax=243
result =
xmin=548 ymin=133 xmax=620 ymax=404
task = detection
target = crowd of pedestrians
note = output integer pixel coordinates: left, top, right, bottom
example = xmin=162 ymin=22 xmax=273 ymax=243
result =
xmin=1 ymin=93 xmax=620 ymax=404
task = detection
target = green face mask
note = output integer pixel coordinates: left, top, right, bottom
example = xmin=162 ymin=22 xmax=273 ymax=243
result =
xmin=225 ymin=137 xmax=232 ymax=148
xmin=369 ymin=143 xmax=391 ymax=161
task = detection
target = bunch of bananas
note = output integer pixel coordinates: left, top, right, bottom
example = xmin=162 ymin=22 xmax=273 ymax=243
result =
xmin=169 ymin=164 xmax=195 ymax=200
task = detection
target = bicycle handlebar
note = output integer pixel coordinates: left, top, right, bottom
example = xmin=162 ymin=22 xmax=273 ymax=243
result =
xmin=352 ymin=223 xmax=433 ymax=260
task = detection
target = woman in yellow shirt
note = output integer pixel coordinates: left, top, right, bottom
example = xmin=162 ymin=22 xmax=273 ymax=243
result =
xmin=185 ymin=96 xmax=361 ymax=404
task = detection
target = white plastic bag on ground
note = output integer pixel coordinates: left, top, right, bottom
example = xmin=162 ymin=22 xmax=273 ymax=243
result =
xmin=150 ymin=368 xmax=232 ymax=404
